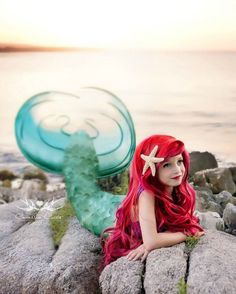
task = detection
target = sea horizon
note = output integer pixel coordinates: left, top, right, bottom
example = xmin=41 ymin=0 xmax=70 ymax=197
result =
xmin=1 ymin=50 xmax=236 ymax=166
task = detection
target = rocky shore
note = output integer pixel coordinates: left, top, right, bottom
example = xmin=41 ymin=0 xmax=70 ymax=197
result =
xmin=0 ymin=151 xmax=236 ymax=293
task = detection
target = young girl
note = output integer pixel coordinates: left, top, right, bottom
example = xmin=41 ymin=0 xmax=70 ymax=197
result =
xmin=102 ymin=134 xmax=205 ymax=267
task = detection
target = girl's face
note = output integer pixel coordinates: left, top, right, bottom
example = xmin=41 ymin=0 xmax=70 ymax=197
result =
xmin=157 ymin=153 xmax=185 ymax=193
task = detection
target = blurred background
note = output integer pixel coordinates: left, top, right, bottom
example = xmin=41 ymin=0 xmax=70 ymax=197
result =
xmin=0 ymin=0 xmax=236 ymax=168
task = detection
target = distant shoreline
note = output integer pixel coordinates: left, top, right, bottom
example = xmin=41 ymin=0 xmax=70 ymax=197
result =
xmin=0 ymin=45 xmax=100 ymax=53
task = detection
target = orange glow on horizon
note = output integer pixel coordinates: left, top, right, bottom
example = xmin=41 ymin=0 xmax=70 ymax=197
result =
xmin=0 ymin=0 xmax=236 ymax=50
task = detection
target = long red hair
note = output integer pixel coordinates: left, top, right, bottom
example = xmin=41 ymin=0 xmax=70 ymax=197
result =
xmin=101 ymin=134 xmax=204 ymax=267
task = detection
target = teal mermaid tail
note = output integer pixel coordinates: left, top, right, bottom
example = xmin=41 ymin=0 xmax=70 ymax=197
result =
xmin=64 ymin=131 xmax=125 ymax=235
xmin=15 ymin=89 xmax=135 ymax=236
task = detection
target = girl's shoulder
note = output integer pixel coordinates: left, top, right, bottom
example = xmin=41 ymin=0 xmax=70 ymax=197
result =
xmin=138 ymin=188 xmax=155 ymax=199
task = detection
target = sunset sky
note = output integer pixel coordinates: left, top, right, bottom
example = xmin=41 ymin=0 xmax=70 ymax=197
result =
xmin=0 ymin=0 xmax=236 ymax=50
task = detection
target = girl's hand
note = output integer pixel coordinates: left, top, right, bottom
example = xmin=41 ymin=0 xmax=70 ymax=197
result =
xmin=194 ymin=231 xmax=205 ymax=238
xmin=127 ymin=244 xmax=150 ymax=262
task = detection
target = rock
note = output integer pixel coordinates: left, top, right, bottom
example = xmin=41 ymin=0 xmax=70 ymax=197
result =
xmin=223 ymin=203 xmax=236 ymax=235
xmin=207 ymin=200 xmax=223 ymax=216
xmin=100 ymin=230 xmax=236 ymax=293
xmin=0 ymin=187 xmax=22 ymax=203
xmin=193 ymin=168 xmax=236 ymax=194
xmin=187 ymin=230 xmax=236 ymax=293
xmin=12 ymin=178 xmax=24 ymax=189
xmin=42 ymin=217 xmax=102 ymax=294
xmin=0 ymin=200 xmax=38 ymax=239
xmin=229 ymin=166 xmax=236 ymax=183
xmin=0 ymin=186 xmax=67 ymax=204
xmin=46 ymin=183 xmax=65 ymax=193
xmin=195 ymin=186 xmax=215 ymax=211
xmin=0 ymin=168 xmax=17 ymax=181
xmin=99 ymin=256 xmax=144 ymax=294
xmin=194 ymin=210 xmax=224 ymax=231
xmin=21 ymin=179 xmax=45 ymax=198
xmin=144 ymin=243 xmax=186 ymax=294
xmin=0 ymin=200 xmax=102 ymax=294
xmin=189 ymin=151 xmax=218 ymax=177
xmin=22 ymin=166 xmax=48 ymax=184
xmin=212 ymin=190 xmax=233 ymax=209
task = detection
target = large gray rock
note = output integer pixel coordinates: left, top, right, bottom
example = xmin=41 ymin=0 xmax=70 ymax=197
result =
xmin=0 ymin=199 xmax=39 ymax=239
xmin=223 ymin=203 xmax=236 ymax=235
xmin=187 ymin=230 xmax=236 ymax=293
xmin=41 ymin=217 xmax=102 ymax=294
xmin=99 ymin=256 xmax=144 ymax=294
xmin=1 ymin=200 xmax=236 ymax=294
xmin=0 ymin=186 xmax=67 ymax=204
xmin=193 ymin=168 xmax=236 ymax=194
xmin=144 ymin=243 xmax=186 ymax=294
xmin=212 ymin=190 xmax=234 ymax=209
xmin=0 ymin=199 xmax=102 ymax=294
xmin=189 ymin=151 xmax=218 ymax=177
xmin=194 ymin=210 xmax=224 ymax=231
xmin=229 ymin=166 xmax=236 ymax=183
xmin=195 ymin=187 xmax=215 ymax=211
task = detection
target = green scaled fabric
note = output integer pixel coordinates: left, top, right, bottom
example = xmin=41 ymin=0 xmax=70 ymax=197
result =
xmin=15 ymin=88 xmax=135 ymax=236
xmin=63 ymin=131 xmax=125 ymax=236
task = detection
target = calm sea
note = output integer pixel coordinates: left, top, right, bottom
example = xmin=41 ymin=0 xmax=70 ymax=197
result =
xmin=0 ymin=50 xmax=236 ymax=166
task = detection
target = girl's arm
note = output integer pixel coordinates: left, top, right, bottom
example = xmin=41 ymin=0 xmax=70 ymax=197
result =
xmin=138 ymin=190 xmax=187 ymax=252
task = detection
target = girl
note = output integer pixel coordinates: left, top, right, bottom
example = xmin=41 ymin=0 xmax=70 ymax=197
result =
xmin=102 ymin=134 xmax=205 ymax=267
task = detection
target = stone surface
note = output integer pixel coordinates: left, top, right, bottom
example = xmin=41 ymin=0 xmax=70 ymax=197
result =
xmin=0 ymin=186 xmax=67 ymax=203
xmin=0 ymin=200 xmax=102 ymax=294
xmin=144 ymin=243 xmax=186 ymax=294
xmin=189 ymin=151 xmax=218 ymax=177
xmin=193 ymin=168 xmax=236 ymax=194
xmin=195 ymin=210 xmax=224 ymax=231
xmin=1 ymin=200 xmax=236 ymax=294
xmin=187 ymin=230 xmax=236 ymax=293
xmin=223 ymin=203 xmax=236 ymax=235
xmin=99 ymin=256 xmax=144 ymax=294
xmin=195 ymin=187 xmax=215 ymax=212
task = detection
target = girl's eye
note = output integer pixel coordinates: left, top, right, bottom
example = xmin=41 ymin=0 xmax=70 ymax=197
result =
xmin=163 ymin=163 xmax=170 ymax=168
xmin=163 ymin=159 xmax=183 ymax=168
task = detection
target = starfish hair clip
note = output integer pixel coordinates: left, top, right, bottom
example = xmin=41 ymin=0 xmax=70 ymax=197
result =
xmin=140 ymin=145 xmax=165 ymax=176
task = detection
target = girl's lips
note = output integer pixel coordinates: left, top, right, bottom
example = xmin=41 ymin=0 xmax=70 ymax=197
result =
xmin=171 ymin=175 xmax=182 ymax=180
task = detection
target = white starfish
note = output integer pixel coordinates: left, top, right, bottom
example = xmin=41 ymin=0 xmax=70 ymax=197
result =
xmin=140 ymin=145 xmax=165 ymax=176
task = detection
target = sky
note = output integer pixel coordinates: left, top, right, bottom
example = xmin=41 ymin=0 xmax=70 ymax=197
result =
xmin=0 ymin=0 xmax=236 ymax=50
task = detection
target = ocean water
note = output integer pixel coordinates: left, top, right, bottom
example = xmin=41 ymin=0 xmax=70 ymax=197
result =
xmin=0 ymin=50 xmax=236 ymax=168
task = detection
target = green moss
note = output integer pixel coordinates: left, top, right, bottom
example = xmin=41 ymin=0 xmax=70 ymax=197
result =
xmin=23 ymin=168 xmax=48 ymax=183
xmin=177 ymin=277 xmax=188 ymax=294
xmin=185 ymin=235 xmax=199 ymax=252
xmin=0 ymin=169 xmax=16 ymax=181
xmin=50 ymin=200 xmax=76 ymax=248
xmin=98 ymin=169 xmax=129 ymax=195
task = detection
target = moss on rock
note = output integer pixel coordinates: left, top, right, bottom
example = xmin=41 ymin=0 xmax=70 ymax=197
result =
xmin=177 ymin=277 xmax=188 ymax=294
xmin=50 ymin=200 xmax=76 ymax=248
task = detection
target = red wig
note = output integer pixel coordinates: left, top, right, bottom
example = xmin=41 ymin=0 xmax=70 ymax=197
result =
xmin=101 ymin=134 xmax=204 ymax=267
